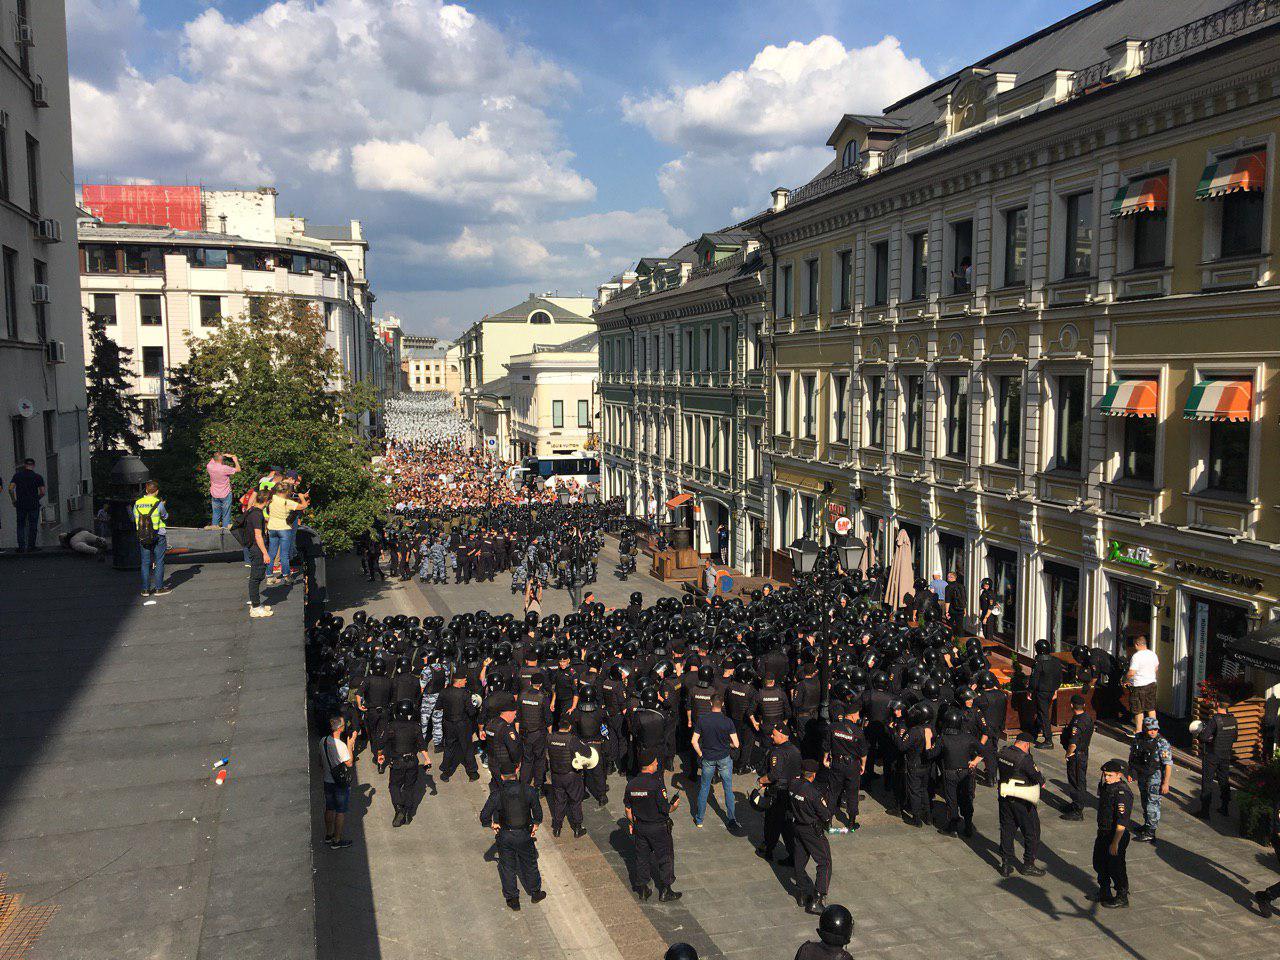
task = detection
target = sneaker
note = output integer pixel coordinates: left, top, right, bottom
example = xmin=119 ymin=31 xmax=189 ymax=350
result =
xmin=330 ymin=839 xmax=353 ymax=849
xmin=1133 ymin=830 xmax=1156 ymax=843
xmin=530 ymin=890 xmax=547 ymax=904
xmin=692 ymin=820 xmax=703 ymax=828
xmin=249 ymin=606 xmax=275 ymax=619
xmin=152 ymin=586 xmax=172 ymax=596
xmin=140 ymin=590 xmax=151 ymax=598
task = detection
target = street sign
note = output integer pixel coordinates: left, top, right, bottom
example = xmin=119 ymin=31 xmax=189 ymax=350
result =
xmin=486 ymin=437 xmax=496 ymax=447
xmin=834 ymin=516 xmax=852 ymax=536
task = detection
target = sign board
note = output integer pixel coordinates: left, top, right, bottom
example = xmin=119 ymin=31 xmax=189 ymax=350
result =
xmin=827 ymin=502 xmax=846 ymax=523
xmin=1106 ymin=540 xmax=1158 ymax=570
xmin=486 ymin=438 xmax=496 ymax=447
xmin=834 ymin=516 xmax=852 ymax=536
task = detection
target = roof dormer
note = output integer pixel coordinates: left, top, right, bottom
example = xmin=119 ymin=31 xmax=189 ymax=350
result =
xmin=825 ymin=114 xmax=907 ymax=172
xmin=935 ymin=68 xmax=1017 ymax=136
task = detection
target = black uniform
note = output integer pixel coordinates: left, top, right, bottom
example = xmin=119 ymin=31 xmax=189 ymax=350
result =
xmin=791 ymin=674 xmax=822 ymax=745
xmin=1197 ymin=713 xmax=1238 ymax=813
xmin=624 ymin=771 xmax=677 ymax=891
xmin=725 ymin=681 xmax=758 ymax=768
xmin=760 ymin=739 xmax=803 ymax=858
xmin=547 ymin=729 xmax=589 ymax=832
xmin=1094 ymin=777 xmax=1133 ymax=899
xmin=938 ymin=730 xmax=981 ymax=832
xmin=1062 ymin=711 xmax=1095 ymax=811
xmin=824 ymin=718 xmax=866 ymax=826
xmin=1029 ymin=654 xmax=1063 ymax=743
xmin=480 ymin=779 xmax=544 ymax=902
xmin=629 ymin=707 xmax=667 ymax=776
xmin=997 ymin=745 xmax=1045 ymax=868
xmin=575 ymin=701 xmax=610 ymax=803
xmin=755 ymin=687 xmax=791 ymax=770
xmin=517 ymin=689 xmax=553 ymax=788
xmin=976 ymin=687 xmax=1008 ymax=781
xmin=789 ymin=776 xmax=833 ymax=900
xmin=894 ymin=724 xmax=935 ymax=823
xmin=484 ymin=716 xmax=522 ymax=793
xmin=439 ymin=685 xmax=479 ymax=779
xmin=795 ymin=943 xmax=853 ymax=960
xmin=378 ymin=718 xmax=428 ymax=820
xmin=359 ymin=674 xmax=394 ymax=749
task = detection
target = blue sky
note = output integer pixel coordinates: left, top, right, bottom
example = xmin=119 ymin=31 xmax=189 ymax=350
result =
xmin=67 ymin=0 xmax=1084 ymax=336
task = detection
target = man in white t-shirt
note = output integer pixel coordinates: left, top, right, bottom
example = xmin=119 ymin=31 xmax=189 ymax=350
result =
xmin=1126 ymin=636 xmax=1160 ymax=737
xmin=321 ymin=716 xmax=355 ymax=849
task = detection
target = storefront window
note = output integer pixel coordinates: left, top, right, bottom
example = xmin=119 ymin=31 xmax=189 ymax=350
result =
xmin=1114 ymin=581 xmax=1153 ymax=657
xmin=1044 ymin=562 xmax=1081 ymax=652
xmin=988 ymin=547 xmax=1018 ymax=641
xmin=939 ymin=533 xmax=965 ymax=578
xmin=1188 ymin=597 xmax=1251 ymax=714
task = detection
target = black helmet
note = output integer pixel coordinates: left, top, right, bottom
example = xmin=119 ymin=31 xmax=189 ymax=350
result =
xmin=940 ymin=706 xmax=965 ymax=733
xmin=1034 ymin=639 xmax=1053 ymax=656
xmin=630 ymin=591 xmax=643 ymax=606
xmin=870 ymin=670 xmax=890 ymax=692
xmin=817 ymin=903 xmax=854 ymax=946
xmin=906 ymin=700 xmax=935 ymax=727
xmin=640 ymin=688 xmax=660 ymax=710
xmin=976 ymin=669 xmax=997 ymax=690
xmin=1072 ymin=643 xmax=1091 ymax=664
xmin=394 ymin=698 xmax=416 ymax=722
xmin=664 ymin=946 xmax=698 ymax=960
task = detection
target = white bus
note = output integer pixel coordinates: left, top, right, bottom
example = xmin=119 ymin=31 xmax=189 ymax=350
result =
xmin=508 ymin=452 xmax=600 ymax=491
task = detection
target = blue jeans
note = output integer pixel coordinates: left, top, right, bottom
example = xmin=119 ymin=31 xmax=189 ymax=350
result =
xmin=15 ymin=505 xmax=40 ymax=550
xmin=211 ymin=494 xmax=233 ymax=527
xmin=140 ymin=535 xmax=166 ymax=592
xmin=694 ymin=755 xmax=735 ymax=824
xmin=282 ymin=525 xmax=298 ymax=569
xmin=267 ymin=530 xmax=290 ymax=577
xmin=1137 ymin=768 xmax=1163 ymax=832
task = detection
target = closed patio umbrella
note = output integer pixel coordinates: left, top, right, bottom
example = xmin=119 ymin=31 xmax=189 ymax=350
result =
xmin=858 ymin=533 xmax=872 ymax=575
xmin=883 ymin=528 xmax=915 ymax=609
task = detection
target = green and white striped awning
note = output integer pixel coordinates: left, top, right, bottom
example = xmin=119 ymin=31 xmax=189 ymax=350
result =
xmin=1196 ymin=153 xmax=1266 ymax=200
xmin=1183 ymin=379 xmax=1253 ymax=422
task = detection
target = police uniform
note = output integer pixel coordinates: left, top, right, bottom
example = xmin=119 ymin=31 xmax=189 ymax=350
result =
xmin=794 ymin=942 xmax=853 ymax=960
xmin=755 ymin=686 xmax=792 ymax=770
xmin=517 ymin=687 xmax=553 ymax=788
xmin=575 ymin=699 xmax=610 ymax=804
xmin=378 ymin=716 xmax=428 ymax=823
xmin=547 ymin=728 xmax=589 ymax=834
xmin=1197 ymin=711 xmax=1238 ymax=815
xmin=789 ymin=773 xmax=834 ymax=905
xmin=894 ymin=723 xmax=935 ymax=825
xmin=1094 ymin=774 xmax=1133 ymax=902
xmin=427 ymin=539 xmax=448 ymax=584
xmin=1029 ymin=652 xmax=1063 ymax=744
xmin=359 ymin=672 xmax=394 ymax=754
xmin=725 ymin=680 xmax=759 ymax=769
xmin=824 ymin=717 xmax=866 ymax=827
xmin=1062 ymin=709 xmax=1095 ymax=815
xmin=438 ymin=684 xmax=479 ymax=780
xmin=419 ymin=659 xmax=450 ymax=747
xmin=625 ymin=769 xmax=678 ymax=895
xmin=997 ymin=744 xmax=1045 ymax=872
xmin=484 ymin=714 xmax=522 ymax=794
xmin=479 ymin=779 xmax=545 ymax=905
xmin=976 ymin=686 xmax=1008 ymax=782
xmin=759 ymin=738 xmax=802 ymax=859
xmin=937 ymin=729 xmax=980 ymax=834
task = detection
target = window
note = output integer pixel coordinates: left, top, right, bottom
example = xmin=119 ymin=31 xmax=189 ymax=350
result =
xmin=779 ymin=263 xmax=793 ymax=317
xmin=871 ymin=241 xmax=889 ymax=305
xmin=187 ymin=248 xmax=229 ymax=269
xmin=988 ymin=546 xmax=1018 ymax=640
xmin=666 ymin=331 xmax=675 ymax=371
xmin=1045 ymin=562 xmax=1081 ymax=652
xmin=529 ymin=310 xmax=552 ymax=324
xmin=1121 ymin=416 xmax=1156 ymax=483
xmin=831 ymin=372 xmax=849 ymax=443
xmin=577 ymin=399 xmax=589 ymax=428
xmin=140 ymin=399 xmax=160 ymax=434
xmin=841 ymin=140 xmax=859 ymax=170
xmin=866 ymin=374 xmax=885 ymax=448
xmin=84 ymin=245 xmax=119 ymax=274
xmin=141 ymin=346 xmax=165 ymax=378
xmin=940 ymin=532 xmax=965 ymax=577
xmin=125 ymin=247 xmax=165 ymax=274
xmin=909 ymin=231 xmax=928 ymax=300
xmin=1003 ymin=208 xmax=1027 ymax=286
xmin=91 ymin=293 xmax=116 ymax=325
xmin=1064 ymin=192 xmax=1094 ymax=277
xmin=951 ymin=220 xmax=973 ymax=293
xmin=1052 ymin=375 xmax=1085 ymax=472
xmin=683 ymin=330 xmax=694 ymax=370
xmin=903 ymin=375 xmax=924 ymax=453
xmin=25 ymin=134 xmax=39 ymax=216
xmin=837 ymin=250 xmax=852 ymax=310
xmin=805 ymin=258 xmax=819 ymax=315
xmin=139 ymin=294 xmax=163 ymax=326
xmin=776 ymin=372 xmax=791 ymax=436
xmin=552 ymin=400 xmax=564 ymax=428
xmin=776 ymin=488 xmax=793 ymax=547
xmin=702 ymin=327 xmax=711 ymax=371
xmin=231 ymin=248 xmax=273 ymax=271
xmin=1131 ymin=188 xmax=1168 ymax=269
xmin=944 ymin=374 xmax=969 ymax=458
xmin=1206 ymin=420 xmax=1249 ymax=495
xmin=32 ymin=259 xmax=46 ymax=341
xmin=750 ymin=424 xmax=762 ymax=478
xmin=288 ymin=254 xmax=308 ymax=274
xmin=0 ymin=124 xmax=8 ymax=201
xmin=995 ymin=375 xmax=1022 ymax=466
xmin=721 ymin=324 xmax=732 ymax=371
xmin=800 ymin=494 xmax=816 ymax=540
xmin=801 ymin=373 xmax=816 ymax=438
xmin=1221 ymin=191 xmax=1265 ymax=258
xmin=3 ymin=247 xmax=17 ymax=339
xmin=199 ymin=296 xmax=221 ymax=327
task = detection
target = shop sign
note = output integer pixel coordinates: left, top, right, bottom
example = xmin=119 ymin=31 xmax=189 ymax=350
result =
xmin=1172 ymin=559 xmax=1264 ymax=592
xmin=1106 ymin=540 xmax=1159 ymax=570
xmin=827 ymin=502 xmax=846 ymax=524
xmin=833 ymin=516 xmax=852 ymax=536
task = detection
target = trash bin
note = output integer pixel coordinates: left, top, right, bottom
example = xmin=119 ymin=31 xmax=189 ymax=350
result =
xmin=108 ymin=455 xmax=150 ymax=571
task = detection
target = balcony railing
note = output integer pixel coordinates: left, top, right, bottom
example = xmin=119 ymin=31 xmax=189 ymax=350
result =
xmin=788 ymin=164 xmax=864 ymax=206
xmin=1143 ymin=0 xmax=1280 ymax=68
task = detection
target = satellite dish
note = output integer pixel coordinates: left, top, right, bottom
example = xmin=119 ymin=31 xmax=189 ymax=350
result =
xmin=15 ymin=398 xmax=34 ymax=419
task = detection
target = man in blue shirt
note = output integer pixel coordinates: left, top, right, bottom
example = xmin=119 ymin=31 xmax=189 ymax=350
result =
xmin=7 ymin=458 xmax=45 ymax=553
xmin=691 ymin=694 xmax=741 ymax=831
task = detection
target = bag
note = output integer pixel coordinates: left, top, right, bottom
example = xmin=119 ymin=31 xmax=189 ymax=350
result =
xmin=136 ymin=502 xmax=161 ymax=549
xmin=321 ymin=736 xmax=350 ymax=788
xmin=229 ymin=511 xmax=249 ymax=547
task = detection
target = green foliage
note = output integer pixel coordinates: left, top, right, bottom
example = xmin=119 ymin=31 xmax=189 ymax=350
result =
xmin=1238 ymin=755 xmax=1280 ymax=843
xmin=154 ymin=296 xmax=387 ymax=552
xmin=85 ymin=309 xmax=145 ymax=456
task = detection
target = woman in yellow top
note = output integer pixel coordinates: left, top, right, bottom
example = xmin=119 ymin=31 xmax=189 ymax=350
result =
xmin=266 ymin=481 xmax=309 ymax=583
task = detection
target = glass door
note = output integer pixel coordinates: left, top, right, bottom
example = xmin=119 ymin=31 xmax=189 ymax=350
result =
xmin=1114 ymin=581 xmax=1153 ymax=656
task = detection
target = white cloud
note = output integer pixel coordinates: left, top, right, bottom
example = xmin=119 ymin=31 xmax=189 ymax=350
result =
xmin=623 ymin=35 xmax=931 ymax=226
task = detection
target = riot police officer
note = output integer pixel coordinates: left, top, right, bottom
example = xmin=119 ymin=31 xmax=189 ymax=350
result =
xmin=356 ymin=655 xmax=394 ymax=762
xmin=438 ymin=675 xmax=479 ymax=781
xmin=517 ymin=672 xmax=553 ymax=789
xmin=376 ymin=698 xmax=432 ymax=827
xmin=575 ymin=686 xmax=610 ymax=805
xmin=793 ymin=903 xmax=854 ymax=960
xmin=823 ymin=702 xmax=866 ymax=831
xmin=997 ymin=732 xmax=1046 ymax=877
xmin=756 ymin=725 xmax=802 ymax=863
xmin=936 ymin=705 xmax=981 ymax=837
xmin=479 ymin=762 xmax=547 ymax=911
xmin=624 ymin=753 xmax=681 ymax=902
xmin=1029 ymin=639 xmax=1063 ymax=747
xmin=547 ymin=716 xmax=591 ymax=837
xmin=789 ymin=760 xmax=834 ymax=914
xmin=1196 ymin=700 xmax=1238 ymax=818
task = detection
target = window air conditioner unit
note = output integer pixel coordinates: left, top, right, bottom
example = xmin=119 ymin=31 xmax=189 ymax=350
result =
xmin=31 ymin=282 xmax=49 ymax=303
xmin=14 ymin=17 xmax=34 ymax=46
xmin=34 ymin=218 xmax=61 ymax=242
xmin=32 ymin=75 xmax=48 ymax=108
xmin=66 ymin=494 xmax=84 ymax=513
xmin=45 ymin=339 xmax=66 ymax=364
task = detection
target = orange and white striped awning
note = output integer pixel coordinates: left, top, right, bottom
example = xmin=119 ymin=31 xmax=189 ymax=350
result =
xmin=1100 ymin=379 xmax=1158 ymax=418
xmin=1196 ymin=152 xmax=1266 ymax=200
xmin=1110 ymin=175 xmax=1168 ymax=217
xmin=1183 ymin=379 xmax=1253 ymax=422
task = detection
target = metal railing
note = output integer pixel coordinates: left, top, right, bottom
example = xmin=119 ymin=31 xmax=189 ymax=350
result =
xmin=1142 ymin=0 xmax=1280 ymax=68
xmin=788 ymin=164 xmax=864 ymax=206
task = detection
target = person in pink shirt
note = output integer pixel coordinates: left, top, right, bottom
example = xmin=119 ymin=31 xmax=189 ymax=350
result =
xmin=207 ymin=453 xmax=242 ymax=528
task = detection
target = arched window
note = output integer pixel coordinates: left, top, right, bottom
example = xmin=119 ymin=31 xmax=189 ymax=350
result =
xmin=841 ymin=140 xmax=859 ymax=170
xmin=529 ymin=310 xmax=552 ymax=324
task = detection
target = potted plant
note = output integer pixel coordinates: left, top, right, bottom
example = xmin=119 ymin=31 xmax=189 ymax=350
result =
xmin=1236 ymin=756 xmax=1280 ymax=843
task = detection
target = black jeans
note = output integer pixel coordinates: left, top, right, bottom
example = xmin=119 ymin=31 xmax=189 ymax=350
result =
xmin=496 ymin=828 xmax=541 ymax=901
xmin=249 ymin=552 xmax=267 ymax=606
xmin=1093 ymin=831 xmax=1130 ymax=894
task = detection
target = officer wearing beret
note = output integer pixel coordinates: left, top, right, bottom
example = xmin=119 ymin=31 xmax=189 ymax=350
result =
xmin=1094 ymin=758 xmax=1133 ymax=908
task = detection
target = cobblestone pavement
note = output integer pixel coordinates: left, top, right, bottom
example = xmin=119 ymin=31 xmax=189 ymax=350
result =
xmin=314 ymin=554 xmax=1280 ymax=960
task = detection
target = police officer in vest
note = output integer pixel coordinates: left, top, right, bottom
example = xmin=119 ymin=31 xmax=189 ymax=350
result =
xmin=1195 ymin=700 xmax=1238 ymax=818
xmin=517 ymin=672 xmax=553 ymax=790
xmin=376 ymin=699 xmax=432 ymax=827
xmin=575 ymin=685 xmax=610 ymax=805
xmin=790 ymin=759 xmax=834 ymax=914
xmin=756 ymin=725 xmax=803 ymax=863
xmin=752 ymin=675 xmax=792 ymax=775
xmin=975 ymin=671 xmax=1007 ymax=786
xmin=624 ymin=752 xmax=682 ymax=902
xmin=1029 ymin=639 xmax=1063 ymax=747
xmin=547 ymin=716 xmax=591 ymax=837
xmin=357 ymin=656 xmax=395 ymax=765
xmin=997 ymin=732 xmax=1046 ymax=877
xmin=1060 ymin=693 xmax=1094 ymax=821
xmin=630 ymin=688 xmax=668 ymax=778
xmin=824 ymin=702 xmax=866 ymax=831
xmin=482 ymin=692 xmax=522 ymax=796
xmin=479 ymin=759 xmax=547 ymax=911
xmin=1094 ymin=758 xmax=1134 ymax=908
xmin=793 ymin=903 xmax=854 ymax=960
xmin=438 ymin=675 xmax=479 ymax=781
xmin=725 ymin=664 xmax=759 ymax=770
xmin=936 ymin=706 xmax=982 ymax=837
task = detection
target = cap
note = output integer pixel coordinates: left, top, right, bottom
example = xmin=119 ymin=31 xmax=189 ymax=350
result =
xmin=802 ymin=759 xmax=820 ymax=775
xmin=1101 ymin=759 xmax=1128 ymax=775
xmin=1015 ymin=731 xmax=1036 ymax=744
xmin=1143 ymin=717 xmax=1160 ymax=731
xmin=492 ymin=693 xmax=517 ymax=713
xmin=1070 ymin=694 xmax=1086 ymax=707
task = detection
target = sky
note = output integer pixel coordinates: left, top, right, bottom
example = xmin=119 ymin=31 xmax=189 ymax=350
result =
xmin=67 ymin=0 xmax=1085 ymax=338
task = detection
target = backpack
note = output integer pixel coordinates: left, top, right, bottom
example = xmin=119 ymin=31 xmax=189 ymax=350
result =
xmin=230 ymin=510 xmax=249 ymax=547
xmin=136 ymin=502 xmax=161 ymax=549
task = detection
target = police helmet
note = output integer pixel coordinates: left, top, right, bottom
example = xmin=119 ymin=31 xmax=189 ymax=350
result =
xmin=817 ymin=903 xmax=854 ymax=946
xmin=1034 ymin=638 xmax=1053 ymax=656
xmin=394 ymin=698 xmax=416 ymax=722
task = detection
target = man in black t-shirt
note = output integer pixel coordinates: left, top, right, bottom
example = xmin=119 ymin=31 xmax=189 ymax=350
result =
xmin=7 ymin=458 xmax=45 ymax=553
xmin=245 ymin=490 xmax=272 ymax=618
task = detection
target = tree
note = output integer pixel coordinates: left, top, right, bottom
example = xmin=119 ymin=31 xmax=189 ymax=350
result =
xmin=85 ymin=309 xmax=145 ymax=455
xmin=156 ymin=296 xmax=387 ymax=552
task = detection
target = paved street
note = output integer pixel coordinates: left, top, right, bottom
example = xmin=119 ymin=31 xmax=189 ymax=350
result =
xmin=314 ymin=556 xmax=1280 ymax=960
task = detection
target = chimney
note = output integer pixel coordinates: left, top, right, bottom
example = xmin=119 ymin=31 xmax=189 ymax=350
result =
xmin=771 ymin=187 xmax=790 ymax=213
